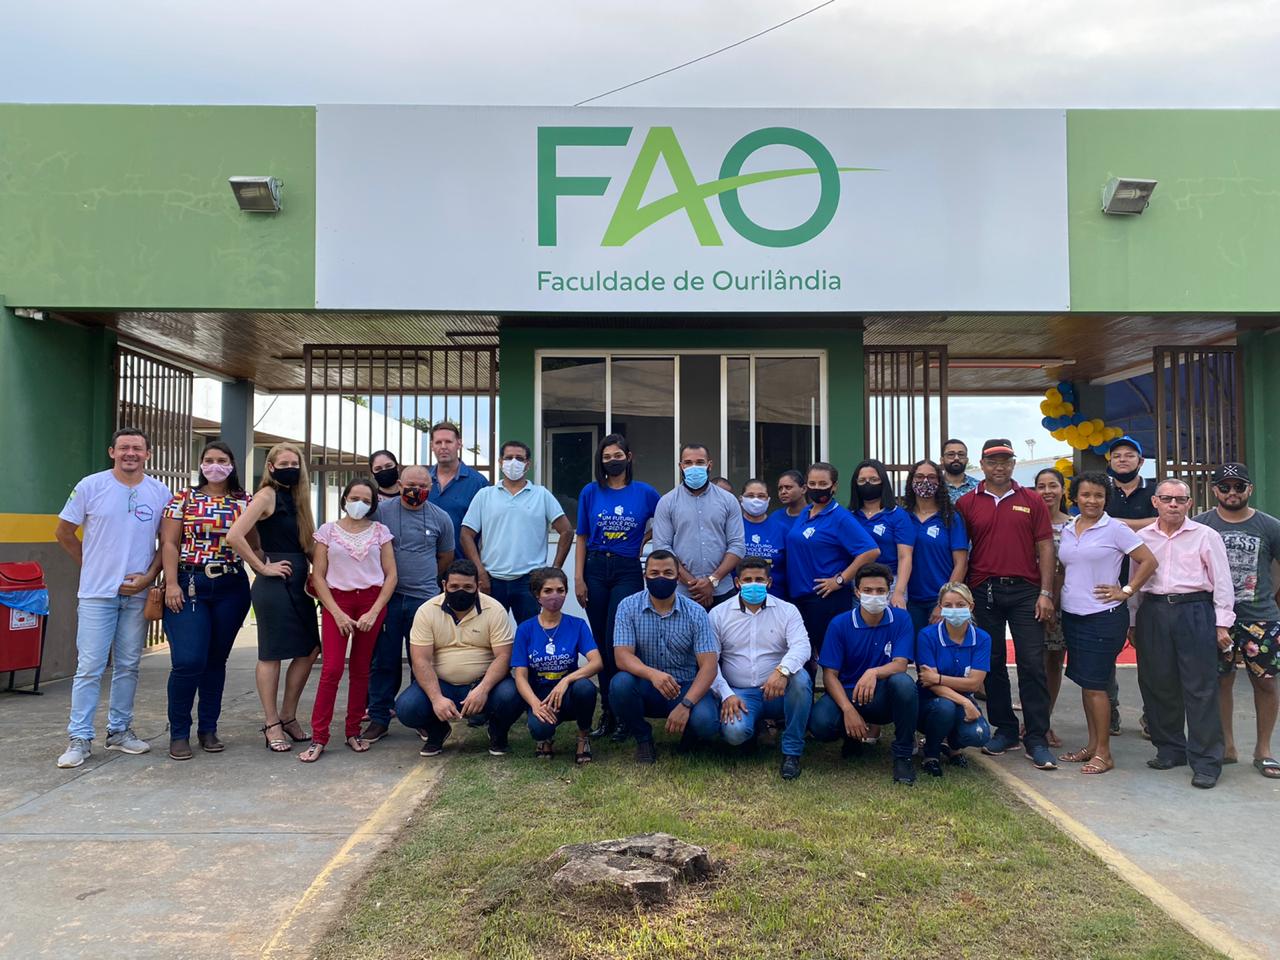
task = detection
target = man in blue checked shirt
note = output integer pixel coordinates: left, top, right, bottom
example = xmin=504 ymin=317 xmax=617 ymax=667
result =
xmin=611 ymin=549 xmax=722 ymax=764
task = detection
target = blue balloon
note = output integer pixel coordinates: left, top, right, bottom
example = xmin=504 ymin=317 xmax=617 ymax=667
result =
xmin=1057 ymin=380 xmax=1075 ymax=397
xmin=1041 ymin=417 xmax=1054 ymax=429
xmin=1071 ymin=413 xmax=1086 ymax=425
xmin=1091 ymin=444 xmax=1109 ymax=454
xmin=1069 ymin=505 xmax=1081 ymax=515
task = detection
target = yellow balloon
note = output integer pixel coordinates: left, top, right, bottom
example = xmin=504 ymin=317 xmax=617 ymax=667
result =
xmin=1079 ymin=422 xmax=1094 ymax=437
xmin=1062 ymin=403 xmax=1074 ymax=415
xmin=1092 ymin=419 xmax=1105 ymax=432
xmin=1046 ymin=389 xmax=1062 ymax=403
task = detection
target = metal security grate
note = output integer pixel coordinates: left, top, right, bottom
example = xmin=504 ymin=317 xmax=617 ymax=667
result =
xmin=1154 ymin=346 xmax=1244 ymax=512
xmin=864 ymin=346 xmax=949 ymax=489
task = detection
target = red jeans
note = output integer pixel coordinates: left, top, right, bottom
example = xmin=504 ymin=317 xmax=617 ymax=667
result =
xmin=312 ymin=585 xmax=386 ymax=745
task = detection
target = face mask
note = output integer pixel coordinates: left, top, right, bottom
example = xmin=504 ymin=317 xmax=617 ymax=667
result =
xmin=645 ymin=575 xmax=679 ymax=600
xmin=502 ymin=458 xmax=526 ymax=482
xmin=201 ymin=462 xmax=233 ymax=484
xmin=1110 ymin=466 xmax=1140 ymax=484
xmin=941 ymin=607 xmax=973 ymax=627
xmin=602 ymin=459 xmax=628 ymax=477
xmin=401 ymin=488 xmax=428 ymax=508
xmin=271 ymin=466 xmax=301 ymax=487
xmin=682 ymin=465 xmax=709 ymax=490
xmin=345 ymin=500 xmax=371 ymax=520
xmin=912 ymin=478 xmax=939 ymax=499
xmin=539 ymin=594 xmax=566 ymax=613
xmin=741 ymin=496 xmax=769 ymax=517
xmin=805 ymin=487 xmax=833 ymax=505
xmin=739 ymin=582 xmax=768 ymax=605
xmin=445 ymin=588 xmax=478 ymax=612
xmin=857 ymin=481 xmax=884 ymax=501
xmin=859 ymin=594 xmax=889 ymax=615
xmin=944 ymin=460 xmax=967 ymax=476
xmin=373 ymin=466 xmax=399 ymax=488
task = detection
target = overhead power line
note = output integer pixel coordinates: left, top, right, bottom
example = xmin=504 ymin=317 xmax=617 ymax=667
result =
xmin=573 ymin=1 xmax=837 ymax=107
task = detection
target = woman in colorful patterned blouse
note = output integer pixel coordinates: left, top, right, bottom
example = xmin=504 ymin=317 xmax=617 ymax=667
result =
xmin=160 ymin=441 xmax=254 ymax=761
xmin=300 ymin=478 xmax=397 ymax=762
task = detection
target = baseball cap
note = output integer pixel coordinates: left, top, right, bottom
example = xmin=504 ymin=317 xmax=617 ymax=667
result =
xmin=1211 ymin=462 xmax=1251 ymax=484
xmin=1110 ymin=435 xmax=1143 ymax=457
xmin=981 ymin=438 xmax=1015 ymax=458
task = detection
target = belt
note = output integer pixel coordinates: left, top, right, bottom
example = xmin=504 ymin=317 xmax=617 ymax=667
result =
xmin=536 ymin=671 xmax=568 ymax=681
xmin=986 ymin=576 xmax=1034 ymax=586
xmin=1147 ymin=591 xmax=1212 ymax=604
xmin=179 ymin=562 xmax=243 ymax=578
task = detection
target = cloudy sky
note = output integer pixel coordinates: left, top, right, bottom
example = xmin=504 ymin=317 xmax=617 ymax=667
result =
xmin=5 ymin=0 xmax=1278 ymax=107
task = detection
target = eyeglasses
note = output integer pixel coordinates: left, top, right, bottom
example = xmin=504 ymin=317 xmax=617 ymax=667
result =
xmin=1155 ymin=495 xmax=1191 ymax=505
xmin=941 ymin=452 xmax=966 ymax=461
xmin=1215 ymin=482 xmax=1248 ymax=494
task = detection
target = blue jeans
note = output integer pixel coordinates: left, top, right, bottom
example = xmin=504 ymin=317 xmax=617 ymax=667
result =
xmin=917 ymin=695 xmax=990 ymax=758
xmin=608 ymin=672 xmax=721 ymax=745
xmin=720 ymin=671 xmax=814 ymax=757
xmin=525 ymin=677 xmax=598 ymax=740
xmin=488 ymin=574 xmax=540 ymax=625
xmin=808 ymin=672 xmax=919 ymax=759
xmin=907 ymin=600 xmax=936 ymax=634
xmin=67 ymin=594 xmax=148 ymax=741
xmin=394 ymin=675 xmax=523 ymax=743
xmin=163 ymin=571 xmax=252 ymax=739
xmin=584 ymin=551 xmax=643 ymax=709
xmin=366 ymin=592 xmax=429 ymax=726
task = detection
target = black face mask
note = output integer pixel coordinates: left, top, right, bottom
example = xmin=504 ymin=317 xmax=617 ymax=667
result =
xmin=444 ymin=588 xmax=478 ymax=613
xmin=373 ymin=466 xmax=399 ymax=488
xmin=857 ymin=481 xmax=884 ymax=501
xmin=271 ymin=467 xmax=301 ymax=487
xmin=1110 ymin=466 xmax=1140 ymax=484
xmin=806 ymin=487 xmax=833 ymax=505
xmin=645 ymin=575 xmax=679 ymax=600
xmin=602 ymin=460 xmax=628 ymax=477
xmin=944 ymin=460 xmax=967 ymax=476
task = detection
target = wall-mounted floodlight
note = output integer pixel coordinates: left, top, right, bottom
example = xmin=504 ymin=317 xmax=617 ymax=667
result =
xmin=1101 ymin=177 xmax=1157 ymax=215
xmin=228 ymin=176 xmax=282 ymax=213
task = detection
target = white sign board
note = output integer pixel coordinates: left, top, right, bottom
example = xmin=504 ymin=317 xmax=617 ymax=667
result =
xmin=316 ymin=106 xmax=1069 ymax=312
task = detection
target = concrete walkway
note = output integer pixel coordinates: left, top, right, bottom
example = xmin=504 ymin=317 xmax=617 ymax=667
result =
xmin=0 ymin=628 xmax=443 ymax=960
xmin=984 ymin=665 xmax=1280 ymax=960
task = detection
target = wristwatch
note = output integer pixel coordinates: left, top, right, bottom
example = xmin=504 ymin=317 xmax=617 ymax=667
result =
xmin=1121 ymin=584 xmax=1133 ymax=596
xmin=708 ymin=575 xmax=720 ymax=588
xmin=777 ymin=665 xmax=792 ymax=678
xmin=1039 ymin=589 xmax=1053 ymax=599
xmin=680 ymin=698 xmax=695 ymax=709
xmin=835 ymin=574 xmax=845 ymax=586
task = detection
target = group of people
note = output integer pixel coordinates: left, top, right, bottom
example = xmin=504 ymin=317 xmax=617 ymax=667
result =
xmin=53 ymin=424 xmax=1280 ymax=789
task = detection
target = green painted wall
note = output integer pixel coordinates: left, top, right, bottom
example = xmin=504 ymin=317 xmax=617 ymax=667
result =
xmin=0 ymin=303 xmax=116 ymax=514
xmin=0 ymin=105 xmax=315 ymax=309
xmin=1067 ymin=110 xmax=1280 ymax=312
xmin=498 ymin=323 xmax=863 ymax=484
xmin=1241 ymin=329 xmax=1280 ymax=516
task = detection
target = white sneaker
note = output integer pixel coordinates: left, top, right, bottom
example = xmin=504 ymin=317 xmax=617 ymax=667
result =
xmin=57 ymin=738 xmax=92 ymax=768
xmin=106 ymin=728 xmax=151 ymax=755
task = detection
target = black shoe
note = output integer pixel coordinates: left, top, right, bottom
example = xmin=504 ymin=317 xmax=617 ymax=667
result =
xmin=420 ymin=727 xmax=450 ymax=757
xmin=360 ymin=721 xmax=390 ymax=743
xmin=840 ymin=737 xmax=863 ymax=760
xmin=922 ymin=757 xmax=943 ymax=778
xmin=1146 ymin=756 xmax=1187 ymax=770
xmin=1191 ymin=772 xmax=1218 ymax=789
xmin=893 ymin=756 xmax=916 ymax=785
xmin=634 ymin=740 xmax=657 ymax=764
xmin=780 ymin=755 xmax=802 ymax=780
xmin=589 ymin=709 xmax=616 ymax=740
xmin=487 ymin=731 xmax=510 ymax=756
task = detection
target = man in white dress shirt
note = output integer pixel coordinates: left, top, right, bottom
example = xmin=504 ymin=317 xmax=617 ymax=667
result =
xmin=711 ymin=556 xmax=813 ymax=780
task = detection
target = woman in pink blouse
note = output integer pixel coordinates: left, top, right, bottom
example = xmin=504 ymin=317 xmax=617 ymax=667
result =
xmin=299 ymin=478 xmax=397 ymax=762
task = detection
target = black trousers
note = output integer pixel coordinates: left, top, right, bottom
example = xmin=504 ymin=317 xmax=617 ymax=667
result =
xmin=974 ymin=578 xmax=1050 ymax=749
xmin=1133 ymin=597 xmax=1223 ymax=777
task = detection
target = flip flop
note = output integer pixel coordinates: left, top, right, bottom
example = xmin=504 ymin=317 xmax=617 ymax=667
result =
xmin=1254 ymin=757 xmax=1280 ymax=779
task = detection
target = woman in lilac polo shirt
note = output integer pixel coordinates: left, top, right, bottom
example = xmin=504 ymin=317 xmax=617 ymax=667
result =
xmin=1056 ymin=472 xmax=1158 ymax=774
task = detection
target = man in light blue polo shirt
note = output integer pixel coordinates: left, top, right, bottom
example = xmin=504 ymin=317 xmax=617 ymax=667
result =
xmin=428 ymin=421 xmax=490 ymax=544
xmin=461 ymin=439 xmax=573 ymax=624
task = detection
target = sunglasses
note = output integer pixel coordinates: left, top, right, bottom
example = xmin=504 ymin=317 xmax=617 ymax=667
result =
xmin=1155 ymin=495 xmax=1191 ymax=505
xmin=1215 ymin=481 xmax=1249 ymax=494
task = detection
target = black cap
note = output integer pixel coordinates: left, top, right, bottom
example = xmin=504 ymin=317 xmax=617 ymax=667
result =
xmin=1211 ymin=462 xmax=1251 ymax=483
xmin=981 ymin=438 xmax=1015 ymax=458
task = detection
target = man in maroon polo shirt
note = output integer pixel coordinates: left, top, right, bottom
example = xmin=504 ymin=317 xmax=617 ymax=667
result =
xmin=956 ymin=439 xmax=1059 ymax=770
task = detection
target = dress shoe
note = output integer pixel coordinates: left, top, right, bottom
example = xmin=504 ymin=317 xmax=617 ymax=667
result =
xmin=198 ymin=731 xmax=224 ymax=753
xmin=1191 ymin=772 xmax=1218 ymax=789
xmin=1146 ymin=756 xmax=1187 ymax=770
xmin=168 ymin=738 xmax=193 ymax=761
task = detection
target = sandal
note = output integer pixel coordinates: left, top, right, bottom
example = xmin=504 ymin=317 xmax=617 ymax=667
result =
xmin=575 ymin=736 xmax=592 ymax=765
xmin=280 ymin=717 xmax=311 ymax=742
xmin=261 ymin=721 xmax=291 ymax=752
xmin=345 ymin=736 xmax=370 ymax=753
xmin=1058 ymin=746 xmax=1095 ymax=763
xmin=1081 ymin=755 xmax=1115 ymax=775
xmin=1254 ymin=757 xmax=1280 ymax=779
xmin=535 ymin=740 xmax=554 ymax=760
xmin=298 ymin=743 xmax=325 ymax=763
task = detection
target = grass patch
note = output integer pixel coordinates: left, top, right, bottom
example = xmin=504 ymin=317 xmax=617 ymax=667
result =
xmin=317 ymin=731 xmax=1221 ymax=960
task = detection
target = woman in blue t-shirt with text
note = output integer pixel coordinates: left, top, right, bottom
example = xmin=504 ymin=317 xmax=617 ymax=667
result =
xmin=850 ymin=459 xmax=916 ymax=610
xmin=901 ymin=458 xmax=969 ymax=632
xmin=512 ymin=567 xmax=602 ymax=764
xmin=573 ymin=434 xmax=660 ymax=741
xmin=740 ymin=477 xmax=789 ymax=598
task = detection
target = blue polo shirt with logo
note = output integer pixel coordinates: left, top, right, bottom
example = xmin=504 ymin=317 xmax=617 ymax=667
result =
xmin=784 ymin=502 xmax=879 ymax=601
xmin=852 ymin=506 xmax=916 ymax=574
xmin=818 ymin=606 xmax=915 ymax=687
xmin=906 ymin=512 xmax=969 ymax=604
xmin=429 ymin=462 xmax=490 ymax=544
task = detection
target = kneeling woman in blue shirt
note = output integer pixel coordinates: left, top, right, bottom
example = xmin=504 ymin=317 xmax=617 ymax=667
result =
xmin=512 ymin=566 xmax=603 ymax=764
xmin=915 ymin=582 xmax=992 ymax=776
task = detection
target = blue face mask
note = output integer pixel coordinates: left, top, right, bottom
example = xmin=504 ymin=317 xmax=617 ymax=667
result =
xmin=682 ymin=465 xmax=709 ymax=490
xmin=941 ymin=606 xmax=973 ymax=627
xmin=739 ymin=582 xmax=768 ymax=605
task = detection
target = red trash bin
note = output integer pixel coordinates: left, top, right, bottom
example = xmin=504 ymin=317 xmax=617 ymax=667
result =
xmin=0 ymin=561 xmax=48 ymax=694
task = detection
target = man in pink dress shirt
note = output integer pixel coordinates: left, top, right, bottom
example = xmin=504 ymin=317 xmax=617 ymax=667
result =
xmin=1135 ymin=478 xmax=1235 ymax=789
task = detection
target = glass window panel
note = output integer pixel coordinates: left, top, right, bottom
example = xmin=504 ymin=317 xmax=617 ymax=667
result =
xmin=679 ymin=354 xmax=722 ymax=473
xmin=610 ymin=357 xmax=676 ymax=491
xmin=540 ymin=357 xmax=605 ymax=520
xmin=755 ymin=356 xmax=821 ymax=491
xmin=725 ymin=357 xmax=751 ymax=494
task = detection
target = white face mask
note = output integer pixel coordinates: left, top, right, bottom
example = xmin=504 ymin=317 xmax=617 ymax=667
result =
xmin=345 ymin=500 xmax=371 ymax=520
xmin=859 ymin=594 xmax=890 ymax=615
xmin=740 ymin=496 xmax=770 ymax=517
xmin=501 ymin=458 xmax=526 ymax=481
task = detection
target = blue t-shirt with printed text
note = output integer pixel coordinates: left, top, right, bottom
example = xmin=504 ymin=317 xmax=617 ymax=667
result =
xmin=784 ymin=502 xmax=879 ymax=600
xmin=510 ymin=613 xmax=597 ymax=679
xmin=743 ymin=511 xmax=790 ymax=597
xmin=576 ymin=481 xmax=661 ymax=558
xmin=906 ymin=511 xmax=969 ymax=604
xmin=852 ymin=506 xmax=916 ymax=574
xmin=818 ymin=606 xmax=915 ymax=687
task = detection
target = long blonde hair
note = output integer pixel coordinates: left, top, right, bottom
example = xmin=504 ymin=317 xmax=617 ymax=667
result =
xmin=259 ymin=443 xmax=315 ymax=556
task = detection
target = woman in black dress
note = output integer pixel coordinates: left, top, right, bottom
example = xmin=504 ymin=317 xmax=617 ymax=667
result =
xmin=227 ymin=443 xmax=320 ymax=751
